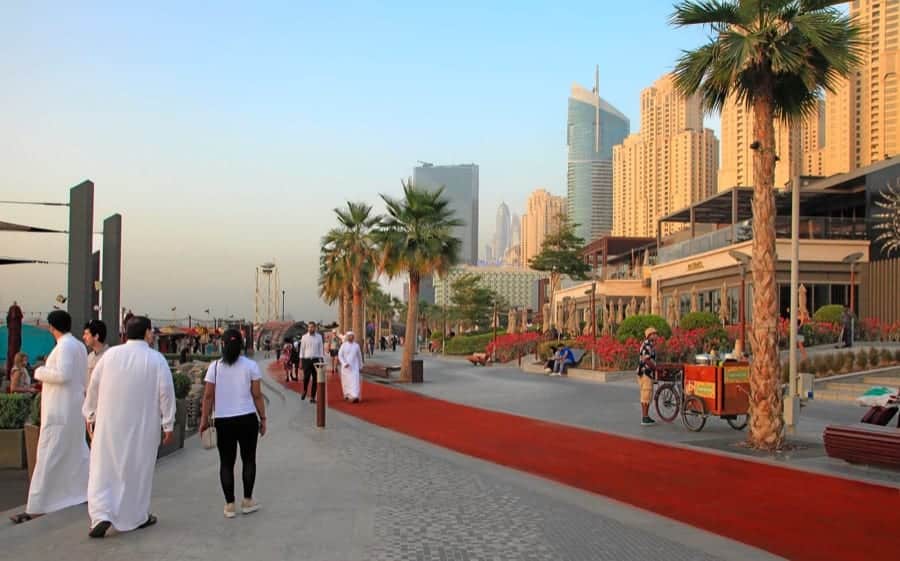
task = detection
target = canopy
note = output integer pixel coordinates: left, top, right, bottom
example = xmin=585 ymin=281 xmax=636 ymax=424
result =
xmin=0 ymin=220 xmax=65 ymax=233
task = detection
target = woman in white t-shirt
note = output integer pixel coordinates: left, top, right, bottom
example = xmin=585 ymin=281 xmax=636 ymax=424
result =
xmin=199 ymin=329 xmax=267 ymax=519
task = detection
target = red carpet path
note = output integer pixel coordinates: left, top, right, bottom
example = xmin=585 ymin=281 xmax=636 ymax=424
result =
xmin=272 ymin=367 xmax=900 ymax=561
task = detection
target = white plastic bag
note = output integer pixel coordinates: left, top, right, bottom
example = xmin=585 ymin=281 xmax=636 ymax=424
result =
xmin=856 ymin=386 xmax=897 ymax=407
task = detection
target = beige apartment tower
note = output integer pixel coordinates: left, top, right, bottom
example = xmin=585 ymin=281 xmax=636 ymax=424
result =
xmin=612 ymin=73 xmax=718 ymax=238
xmin=826 ymin=0 xmax=900 ymax=174
xmin=520 ymin=189 xmax=566 ymax=268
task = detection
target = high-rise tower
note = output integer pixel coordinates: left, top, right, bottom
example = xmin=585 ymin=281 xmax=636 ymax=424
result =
xmin=413 ymin=162 xmax=479 ymax=265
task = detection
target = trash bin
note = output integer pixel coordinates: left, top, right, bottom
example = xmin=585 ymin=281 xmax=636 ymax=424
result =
xmin=411 ymin=359 xmax=424 ymax=383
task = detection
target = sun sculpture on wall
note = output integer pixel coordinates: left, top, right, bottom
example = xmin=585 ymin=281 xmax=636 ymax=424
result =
xmin=873 ymin=181 xmax=900 ymax=257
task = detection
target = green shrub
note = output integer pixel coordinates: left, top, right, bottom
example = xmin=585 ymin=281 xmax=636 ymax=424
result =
xmin=172 ymin=372 xmax=192 ymax=399
xmin=616 ymin=315 xmax=672 ymax=342
xmin=680 ymin=311 xmax=720 ymax=330
xmin=894 ymin=349 xmax=900 ymax=363
xmin=701 ymin=326 xmax=730 ymax=352
xmin=444 ymin=333 xmax=496 ymax=355
xmin=880 ymin=348 xmax=894 ymax=366
xmin=813 ymin=304 xmax=846 ymax=324
xmin=855 ymin=350 xmax=869 ymax=370
xmin=0 ymin=394 xmax=34 ymax=429
xmin=429 ymin=331 xmax=443 ymax=341
xmin=798 ymin=358 xmax=811 ymax=373
xmin=866 ymin=347 xmax=879 ymax=368
xmin=29 ymin=393 xmax=41 ymax=427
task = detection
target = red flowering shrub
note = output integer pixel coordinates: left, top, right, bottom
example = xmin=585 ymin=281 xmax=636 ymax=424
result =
xmin=485 ymin=332 xmax=542 ymax=363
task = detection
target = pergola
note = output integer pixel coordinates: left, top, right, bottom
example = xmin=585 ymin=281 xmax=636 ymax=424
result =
xmin=581 ymin=236 xmax=655 ymax=279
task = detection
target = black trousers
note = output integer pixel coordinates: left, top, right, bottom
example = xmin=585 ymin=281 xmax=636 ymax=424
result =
xmin=301 ymin=358 xmax=319 ymax=398
xmin=215 ymin=413 xmax=259 ymax=503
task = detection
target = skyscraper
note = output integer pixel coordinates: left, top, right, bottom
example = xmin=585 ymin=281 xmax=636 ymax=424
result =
xmin=413 ymin=162 xmax=479 ymax=265
xmin=493 ymin=202 xmax=511 ymax=264
xmin=509 ymin=212 xmax=521 ymax=246
xmin=567 ymin=66 xmax=630 ymax=242
xmin=718 ymin=95 xmax=800 ymax=189
xmin=520 ymin=189 xmax=566 ymax=268
xmin=613 ymin=73 xmax=718 ymax=238
xmin=826 ymin=0 xmax=900 ymax=174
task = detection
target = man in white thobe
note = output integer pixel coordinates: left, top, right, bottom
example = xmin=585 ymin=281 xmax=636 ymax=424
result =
xmin=10 ymin=310 xmax=90 ymax=524
xmin=83 ymin=316 xmax=175 ymax=538
xmin=338 ymin=331 xmax=363 ymax=402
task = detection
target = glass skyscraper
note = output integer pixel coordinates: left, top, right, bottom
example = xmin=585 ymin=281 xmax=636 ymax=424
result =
xmin=413 ymin=162 xmax=479 ymax=266
xmin=567 ymin=68 xmax=630 ymax=242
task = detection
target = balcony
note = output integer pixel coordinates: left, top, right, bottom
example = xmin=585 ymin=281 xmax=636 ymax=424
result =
xmin=657 ymin=217 xmax=868 ymax=264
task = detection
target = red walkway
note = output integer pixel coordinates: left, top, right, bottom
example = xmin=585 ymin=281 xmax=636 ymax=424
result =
xmin=274 ymin=367 xmax=900 ymax=561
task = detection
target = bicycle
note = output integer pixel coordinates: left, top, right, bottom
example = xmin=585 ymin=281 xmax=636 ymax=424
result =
xmin=653 ymin=363 xmax=684 ymax=423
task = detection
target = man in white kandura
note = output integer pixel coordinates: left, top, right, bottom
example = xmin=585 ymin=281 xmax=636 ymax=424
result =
xmin=9 ymin=310 xmax=89 ymax=525
xmin=338 ymin=331 xmax=363 ymax=403
xmin=83 ymin=316 xmax=176 ymax=538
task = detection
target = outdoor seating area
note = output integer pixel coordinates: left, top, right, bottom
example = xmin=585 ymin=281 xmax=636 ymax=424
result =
xmin=824 ymin=424 xmax=900 ymax=469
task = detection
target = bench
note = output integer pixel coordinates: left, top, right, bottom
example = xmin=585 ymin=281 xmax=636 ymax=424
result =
xmin=823 ymin=423 xmax=900 ymax=469
xmin=467 ymin=353 xmax=490 ymax=366
xmin=360 ymin=363 xmax=401 ymax=378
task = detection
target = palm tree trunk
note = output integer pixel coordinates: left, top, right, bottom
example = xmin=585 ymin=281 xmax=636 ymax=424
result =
xmin=352 ymin=270 xmax=363 ymax=344
xmin=748 ymin=94 xmax=784 ymax=450
xmin=342 ymin=286 xmax=352 ymax=333
xmin=338 ymin=293 xmax=346 ymax=333
xmin=401 ymin=272 xmax=419 ymax=382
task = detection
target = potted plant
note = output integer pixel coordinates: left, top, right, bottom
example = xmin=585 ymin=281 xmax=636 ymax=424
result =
xmin=158 ymin=372 xmax=191 ymax=458
xmin=25 ymin=392 xmax=41 ymax=480
xmin=0 ymin=393 xmax=33 ymax=469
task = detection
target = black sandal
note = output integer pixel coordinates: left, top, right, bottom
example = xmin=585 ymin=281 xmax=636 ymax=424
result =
xmin=89 ymin=520 xmax=112 ymax=538
xmin=9 ymin=513 xmax=32 ymax=524
xmin=137 ymin=514 xmax=157 ymax=530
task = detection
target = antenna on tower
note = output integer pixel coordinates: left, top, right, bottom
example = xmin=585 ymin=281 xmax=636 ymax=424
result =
xmin=593 ymin=64 xmax=599 ymax=95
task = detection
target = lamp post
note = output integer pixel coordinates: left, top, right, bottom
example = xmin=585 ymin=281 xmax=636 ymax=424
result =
xmin=842 ymin=252 xmax=863 ymax=347
xmin=584 ymin=281 xmax=597 ymax=369
xmin=728 ymin=250 xmax=751 ymax=357
xmin=282 ymin=290 xmax=286 ymax=321
xmin=492 ymin=300 xmax=498 ymax=362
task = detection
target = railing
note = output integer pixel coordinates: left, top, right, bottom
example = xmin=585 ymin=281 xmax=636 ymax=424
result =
xmin=657 ymin=217 xmax=868 ymax=264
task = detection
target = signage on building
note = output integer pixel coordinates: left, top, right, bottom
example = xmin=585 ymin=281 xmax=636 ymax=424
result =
xmin=687 ymin=261 xmax=704 ymax=271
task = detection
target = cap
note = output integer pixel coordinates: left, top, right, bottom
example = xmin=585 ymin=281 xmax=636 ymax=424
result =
xmin=644 ymin=327 xmax=658 ymax=337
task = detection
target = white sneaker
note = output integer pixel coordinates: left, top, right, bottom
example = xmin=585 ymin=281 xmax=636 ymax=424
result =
xmin=224 ymin=503 xmax=236 ymax=518
xmin=241 ymin=498 xmax=260 ymax=515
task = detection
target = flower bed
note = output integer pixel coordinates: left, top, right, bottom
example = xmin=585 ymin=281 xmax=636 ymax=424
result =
xmin=486 ymin=332 xmax=542 ymax=363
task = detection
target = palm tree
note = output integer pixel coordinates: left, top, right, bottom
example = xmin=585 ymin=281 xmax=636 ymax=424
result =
xmin=671 ymin=0 xmax=861 ymax=450
xmin=320 ymin=228 xmax=353 ymax=332
xmin=333 ymin=202 xmax=381 ymax=341
xmin=375 ymin=179 xmax=462 ymax=381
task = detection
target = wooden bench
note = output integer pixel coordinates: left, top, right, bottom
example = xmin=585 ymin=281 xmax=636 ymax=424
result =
xmin=360 ymin=363 xmax=401 ymax=378
xmin=823 ymin=423 xmax=900 ymax=469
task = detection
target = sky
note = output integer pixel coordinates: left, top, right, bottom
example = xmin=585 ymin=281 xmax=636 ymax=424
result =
xmin=0 ymin=0 xmax=717 ymax=323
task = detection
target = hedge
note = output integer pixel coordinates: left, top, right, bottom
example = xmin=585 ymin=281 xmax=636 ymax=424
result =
xmin=813 ymin=304 xmax=846 ymax=324
xmin=444 ymin=333 xmax=496 ymax=355
xmin=0 ymin=393 xmax=34 ymax=429
xmin=616 ymin=315 xmax=672 ymax=342
xmin=679 ymin=311 xmax=720 ymax=330
xmin=173 ymin=372 xmax=192 ymax=399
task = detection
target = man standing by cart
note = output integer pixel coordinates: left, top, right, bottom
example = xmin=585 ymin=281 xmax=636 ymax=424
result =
xmin=637 ymin=327 xmax=658 ymax=426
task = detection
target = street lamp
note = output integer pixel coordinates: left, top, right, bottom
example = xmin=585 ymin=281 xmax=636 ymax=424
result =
xmin=842 ymin=252 xmax=863 ymax=346
xmin=282 ymin=290 xmax=286 ymax=321
xmin=728 ymin=250 xmax=751 ymax=357
xmin=584 ymin=278 xmax=597 ymax=369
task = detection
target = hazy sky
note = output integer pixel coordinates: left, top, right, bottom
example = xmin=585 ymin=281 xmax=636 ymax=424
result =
xmin=0 ymin=1 xmax=715 ymax=323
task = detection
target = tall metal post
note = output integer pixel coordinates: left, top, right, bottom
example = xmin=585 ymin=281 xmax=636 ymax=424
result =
xmin=315 ymin=362 xmax=326 ymax=428
xmin=786 ymin=177 xmax=801 ymax=432
xmin=101 ymin=214 xmax=122 ymax=345
xmin=67 ymin=180 xmax=94 ymax=333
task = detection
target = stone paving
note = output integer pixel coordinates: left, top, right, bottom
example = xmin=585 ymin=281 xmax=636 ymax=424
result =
xmin=0 ymin=358 xmax=780 ymax=561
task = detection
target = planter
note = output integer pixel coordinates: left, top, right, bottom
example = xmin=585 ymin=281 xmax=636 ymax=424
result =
xmin=0 ymin=428 xmax=26 ymax=469
xmin=157 ymin=399 xmax=187 ymax=459
xmin=24 ymin=423 xmax=39 ymax=480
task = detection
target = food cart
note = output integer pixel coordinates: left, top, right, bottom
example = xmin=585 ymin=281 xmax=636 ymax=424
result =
xmin=681 ymin=362 xmax=750 ymax=432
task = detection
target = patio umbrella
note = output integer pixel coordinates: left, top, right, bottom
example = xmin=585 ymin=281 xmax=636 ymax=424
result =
xmin=617 ymin=298 xmax=625 ymax=324
xmin=520 ymin=308 xmax=528 ymax=331
xmin=670 ymin=288 xmax=680 ymax=327
xmin=629 ymin=296 xmax=638 ymax=317
xmin=567 ymin=299 xmax=578 ymax=336
xmin=507 ymin=308 xmax=518 ymax=334
xmin=799 ymin=284 xmax=810 ymax=323
xmin=6 ymin=302 xmax=23 ymax=375
xmin=718 ymin=281 xmax=730 ymax=324
xmin=690 ymin=285 xmax=698 ymax=313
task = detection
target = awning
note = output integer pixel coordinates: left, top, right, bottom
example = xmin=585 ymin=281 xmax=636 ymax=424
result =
xmin=0 ymin=220 xmax=65 ymax=233
xmin=0 ymin=257 xmax=59 ymax=266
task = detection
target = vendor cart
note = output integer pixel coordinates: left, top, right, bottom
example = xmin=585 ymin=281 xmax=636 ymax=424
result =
xmin=681 ymin=363 xmax=750 ymax=432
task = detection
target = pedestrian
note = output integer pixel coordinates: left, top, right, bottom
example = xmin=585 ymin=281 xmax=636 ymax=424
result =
xmin=9 ymin=352 xmax=37 ymax=393
xmin=338 ymin=331 xmax=363 ymax=402
xmin=367 ymin=335 xmax=375 ymax=357
xmin=299 ymin=322 xmax=324 ymax=402
xmin=637 ymin=327 xmax=659 ymax=426
xmin=391 ymin=334 xmax=397 ymax=352
xmin=289 ymin=338 xmax=301 ymax=382
xmin=82 ymin=320 xmax=109 ymax=390
xmin=839 ymin=307 xmax=853 ymax=348
xmin=200 ymin=329 xmax=266 ymax=518
xmin=327 ymin=331 xmax=341 ymax=374
xmin=82 ymin=316 xmax=176 ymax=538
xmin=10 ymin=310 xmax=89 ymax=525
xmin=263 ymin=337 xmax=271 ymax=359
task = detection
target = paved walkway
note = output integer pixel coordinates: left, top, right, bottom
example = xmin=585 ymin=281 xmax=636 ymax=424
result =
xmin=0 ymin=358 xmax=778 ymax=561
xmin=369 ymin=349 xmax=900 ymax=487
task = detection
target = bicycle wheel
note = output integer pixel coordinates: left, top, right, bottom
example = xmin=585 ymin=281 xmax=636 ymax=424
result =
xmin=654 ymin=383 xmax=680 ymax=422
xmin=682 ymin=395 xmax=707 ymax=432
xmin=726 ymin=415 xmax=748 ymax=430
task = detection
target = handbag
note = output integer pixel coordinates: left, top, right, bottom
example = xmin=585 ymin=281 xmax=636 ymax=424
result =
xmin=201 ymin=360 xmax=218 ymax=449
